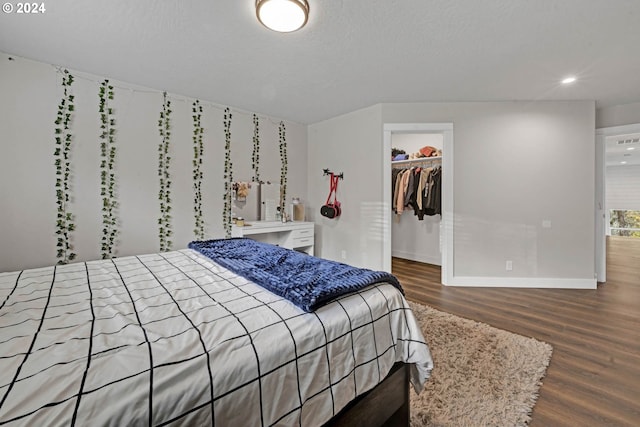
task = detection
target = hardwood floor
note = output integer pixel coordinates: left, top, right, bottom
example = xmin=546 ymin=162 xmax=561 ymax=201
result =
xmin=393 ymin=236 xmax=640 ymax=427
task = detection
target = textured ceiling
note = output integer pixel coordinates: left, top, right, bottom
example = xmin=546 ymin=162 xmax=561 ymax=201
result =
xmin=1 ymin=0 xmax=640 ymax=124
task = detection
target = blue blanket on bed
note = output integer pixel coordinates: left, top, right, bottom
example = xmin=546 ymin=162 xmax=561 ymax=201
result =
xmin=188 ymin=238 xmax=403 ymax=312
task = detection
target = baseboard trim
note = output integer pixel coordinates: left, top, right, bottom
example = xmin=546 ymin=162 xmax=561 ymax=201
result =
xmin=444 ymin=276 xmax=597 ymax=289
xmin=391 ymin=250 xmax=441 ymax=266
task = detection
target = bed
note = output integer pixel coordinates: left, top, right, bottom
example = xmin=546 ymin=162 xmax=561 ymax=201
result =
xmin=0 ymin=240 xmax=433 ymax=426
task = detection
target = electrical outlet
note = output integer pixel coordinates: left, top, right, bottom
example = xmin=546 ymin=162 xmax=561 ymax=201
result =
xmin=506 ymin=260 xmax=513 ymax=271
xmin=542 ymin=220 xmax=552 ymax=228
xmin=341 ymin=250 xmax=347 ymax=260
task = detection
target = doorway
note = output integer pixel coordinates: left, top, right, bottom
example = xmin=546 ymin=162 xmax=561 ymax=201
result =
xmin=595 ymin=123 xmax=640 ymax=282
xmin=382 ymin=123 xmax=453 ymax=284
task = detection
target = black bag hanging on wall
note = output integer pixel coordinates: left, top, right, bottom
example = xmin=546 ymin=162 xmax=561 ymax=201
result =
xmin=321 ymin=172 xmax=341 ymax=219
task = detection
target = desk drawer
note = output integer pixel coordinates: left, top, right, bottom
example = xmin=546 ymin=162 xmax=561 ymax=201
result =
xmin=292 ymin=237 xmax=314 ymax=248
xmin=290 ymin=227 xmax=313 ymax=239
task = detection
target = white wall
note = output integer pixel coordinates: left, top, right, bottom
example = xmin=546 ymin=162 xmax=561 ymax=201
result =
xmin=606 ymin=165 xmax=640 ymax=211
xmin=309 ymin=101 xmax=596 ymax=287
xmin=384 ymin=102 xmax=595 ymax=283
xmin=307 ymin=105 xmax=383 ymax=269
xmin=391 ymin=133 xmax=443 ymax=265
xmin=597 ymin=102 xmax=640 ymax=128
xmin=0 ymin=53 xmax=307 ymax=272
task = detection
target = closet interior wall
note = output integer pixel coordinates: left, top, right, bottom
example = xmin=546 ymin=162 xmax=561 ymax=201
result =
xmin=391 ymin=133 xmax=443 ymax=265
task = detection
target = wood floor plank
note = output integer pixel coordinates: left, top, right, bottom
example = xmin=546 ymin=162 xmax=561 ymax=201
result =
xmin=394 ymin=236 xmax=640 ymax=426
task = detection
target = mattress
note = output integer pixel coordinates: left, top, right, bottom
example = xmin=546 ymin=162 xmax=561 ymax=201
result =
xmin=0 ymin=249 xmax=432 ymax=426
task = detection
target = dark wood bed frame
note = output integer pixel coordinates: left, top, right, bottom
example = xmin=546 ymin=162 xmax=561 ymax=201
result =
xmin=324 ymin=362 xmax=409 ymax=427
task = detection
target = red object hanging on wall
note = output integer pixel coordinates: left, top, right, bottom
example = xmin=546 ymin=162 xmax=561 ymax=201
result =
xmin=321 ymin=171 xmax=342 ymax=219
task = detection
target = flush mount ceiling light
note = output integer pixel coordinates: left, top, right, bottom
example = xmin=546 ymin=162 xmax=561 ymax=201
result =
xmin=561 ymin=76 xmax=577 ymax=84
xmin=256 ymin=0 xmax=309 ymax=33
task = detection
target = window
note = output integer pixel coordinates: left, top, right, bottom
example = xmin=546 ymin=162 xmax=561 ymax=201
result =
xmin=610 ymin=210 xmax=640 ymax=237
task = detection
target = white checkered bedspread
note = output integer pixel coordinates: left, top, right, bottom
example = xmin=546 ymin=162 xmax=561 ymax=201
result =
xmin=0 ymin=249 xmax=433 ymax=426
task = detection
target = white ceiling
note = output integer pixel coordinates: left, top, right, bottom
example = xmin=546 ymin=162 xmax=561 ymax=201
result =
xmin=1 ymin=0 xmax=640 ymax=124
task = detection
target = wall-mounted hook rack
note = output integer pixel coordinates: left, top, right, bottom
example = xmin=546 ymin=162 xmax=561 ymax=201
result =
xmin=323 ymin=168 xmax=344 ymax=180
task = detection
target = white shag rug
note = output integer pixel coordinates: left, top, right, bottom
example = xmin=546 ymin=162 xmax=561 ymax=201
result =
xmin=409 ymin=301 xmax=553 ymax=427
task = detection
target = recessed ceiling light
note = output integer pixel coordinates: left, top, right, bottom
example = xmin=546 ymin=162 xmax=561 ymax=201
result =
xmin=621 ymin=161 xmax=627 ymax=164
xmin=627 ymin=147 xmax=635 ymax=151
xmin=561 ymin=76 xmax=576 ymax=84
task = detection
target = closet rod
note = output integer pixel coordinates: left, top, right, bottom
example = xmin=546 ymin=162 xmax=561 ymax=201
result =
xmin=391 ymin=156 xmax=442 ymax=166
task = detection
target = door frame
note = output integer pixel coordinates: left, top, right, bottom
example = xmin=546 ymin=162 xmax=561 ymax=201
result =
xmin=382 ymin=123 xmax=453 ymax=284
xmin=595 ymin=122 xmax=640 ymax=282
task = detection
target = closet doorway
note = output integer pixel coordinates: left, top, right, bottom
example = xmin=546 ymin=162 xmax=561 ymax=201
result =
xmin=382 ymin=123 xmax=453 ymax=284
xmin=595 ymin=122 xmax=640 ymax=283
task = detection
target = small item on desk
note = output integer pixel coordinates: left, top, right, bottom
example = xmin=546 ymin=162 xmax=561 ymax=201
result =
xmin=291 ymin=197 xmax=305 ymax=221
xmin=236 ymin=217 xmax=245 ymax=226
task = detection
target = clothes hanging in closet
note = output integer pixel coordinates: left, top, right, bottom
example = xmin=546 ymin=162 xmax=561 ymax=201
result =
xmin=391 ymin=165 xmax=441 ymax=218
xmin=423 ymin=166 xmax=442 ymax=217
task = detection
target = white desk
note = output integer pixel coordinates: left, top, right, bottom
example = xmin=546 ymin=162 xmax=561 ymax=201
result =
xmin=231 ymin=221 xmax=315 ymax=255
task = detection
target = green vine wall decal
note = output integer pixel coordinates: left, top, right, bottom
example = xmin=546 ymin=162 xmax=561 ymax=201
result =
xmin=252 ymin=114 xmax=261 ymax=183
xmin=53 ymin=69 xmax=76 ymax=264
xmin=279 ymin=121 xmax=288 ymax=213
xmin=223 ymin=107 xmax=233 ymax=238
xmin=98 ymin=79 xmax=118 ymax=259
xmin=157 ymin=92 xmax=173 ymax=251
xmin=192 ymin=100 xmax=205 ymax=240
